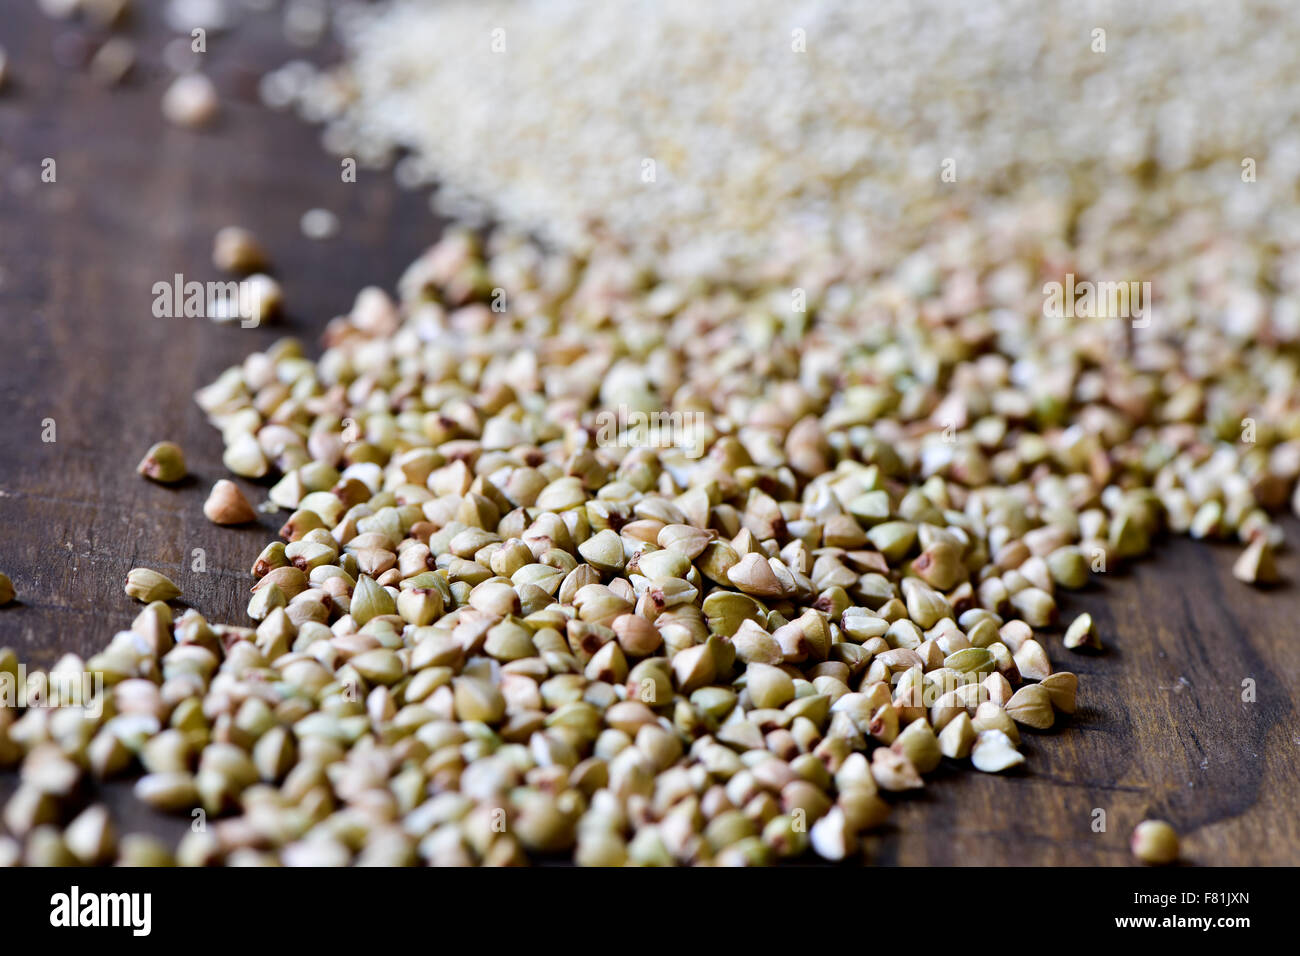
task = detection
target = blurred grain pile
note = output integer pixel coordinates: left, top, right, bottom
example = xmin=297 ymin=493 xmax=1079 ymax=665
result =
xmin=284 ymin=0 xmax=1300 ymax=279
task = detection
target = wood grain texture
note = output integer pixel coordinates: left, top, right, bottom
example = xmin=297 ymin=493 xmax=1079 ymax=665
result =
xmin=1 ymin=3 xmax=1298 ymax=865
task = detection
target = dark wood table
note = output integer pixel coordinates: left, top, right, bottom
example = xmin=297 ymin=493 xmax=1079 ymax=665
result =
xmin=2 ymin=2 xmax=1297 ymax=865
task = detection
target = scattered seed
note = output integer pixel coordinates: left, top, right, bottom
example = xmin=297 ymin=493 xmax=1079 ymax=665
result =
xmin=89 ymin=37 xmax=135 ymax=87
xmin=1063 ymin=613 xmax=1101 ymax=651
xmin=970 ymin=730 xmax=1025 ymax=773
xmin=124 ymin=568 xmax=181 ymax=604
xmin=212 ymin=226 xmax=268 ymax=273
xmin=1233 ymin=537 xmax=1279 ymax=586
xmin=204 ymin=479 xmax=257 ymax=525
xmin=64 ymin=804 xmax=117 ymax=865
xmin=162 ymin=73 xmax=218 ymax=128
xmin=239 ymin=273 xmax=282 ymax=326
xmin=299 ymin=208 xmax=338 ymax=240
xmin=137 ymin=440 xmax=187 ymax=484
xmin=1130 ymin=819 xmax=1180 ymax=865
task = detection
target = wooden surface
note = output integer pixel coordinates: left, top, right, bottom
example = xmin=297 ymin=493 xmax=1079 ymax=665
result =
xmin=2 ymin=3 xmax=1298 ymax=865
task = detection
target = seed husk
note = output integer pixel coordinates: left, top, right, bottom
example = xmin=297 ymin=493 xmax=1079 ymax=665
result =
xmin=1008 ymin=587 xmax=1056 ymax=627
xmin=746 ymin=663 xmax=796 ymax=709
xmin=453 ymin=677 xmax=506 ymax=723
xmin=213 ymin=226 xmax=268 ymax=274
xmin=115 ymin=834 xmax=175 ymax=867
xmin=866 ymin=701 xmax=899 ymax=745
xmin=224 ymin=432 xmax=269 ymax=479
xmin=247 ymin=582 xmax=286 ymax=621
xmin=1063 ymin=612 xmax=1102 ymax=651
xmin=891 ymin=718 xmax=941 ymax=773
xmin=938 ymin=711 xmax=976 ymax=759
xmin=124 ymin=568 xmax=181 ymax=604
xmin=1130 ymin=819 xmax=1180 ymax=865
xmin=254 ymin=565 xmax=309 ymax=599
xmin=658 ymin=524 xmax=713 ymax=560
xmin=1109 ymin=512 xmax=1149 ymax=559
xmin=696 ymin=541 xmax=740 ymax=585
xmin=0 ymin=573 xmax=13 ymax=606
xmin=64 ymin=804 xmax=116 ymax=865
xmin=727 ymin=553 xmax=785 ymax=597
xmin=902 ymin=580 xmax=952 ymax=628
xmin=671 ymin=643 xmax=716 ymax=692
xmin=1189 ymin=500 xmax=1223 ymax=540
xmin=2 ymin=785 xmax=59 ymax=836
xmin=578 ymin=529 xmax=625 ymax=573
xmin=703 ymin=591 xmax=764 ymax=638
xmin=867 ymin=521 xmax=917 ymax=562
xmin=982 ymin=671 xmax=1012 ymax=708
xmin=970 ymin=730 xmax=1025 ymax=773
xmin=1233 ymin=536 xmax=1279 ymax=586
xmin=24 ymin=826 xmax=76 ymax=867
xmin=219 ymin=271 xmax=282 ymax=327
xmin=162 ymin=72 xmax=218 ymax=128
xmin=1004 ymin=685 xmax=1055 ymax=730
xmin=0 ymin=836 xmax=19 ymax=868
xmin=351 ymin=648 xmax=405 ymax=685
xmin=350 ymin=575 xmax=396 ymax=625
xmin=1039 ymin=672 xmax=1078 ymax=715
xmin=870 ymin=748 xmax=924 ymax=791
xmin=612 ymin=614 xmax=662 ymax=657
xmin=88 ymin=730 xmax=133 ymax=779
xmin=1045 ymin=546 xmax=1089 ymax=589
xmin=585 ymin=640 xmax=629 ymax=684
xmin=910 ymin=538 xmax=965 ymax=590
xmin=944 ymin=647 xmax=995 ymax=677
xmin=134 ymin=772 xmax=199 ymax=812
xmin=809 ymin=807 xmax=856 ymax=861
xmin=837 ymin=786 xmax=890 ymax=832
xmin=253 ymin=726 xmax=296 ymax=783
xmin=137 ymin=441 xmax=187 ymax=484
xmin=963 ymin=617 xmax=999 ymax=648
xmin=1012 ymin=639 xmax=1052 ymax=681
xmin=204 ymin=479 xmax=257 ymax=525
xmin=972 ymin=701 xmax=1020 ymax=746
xmin=397 ymin=586 xmax=444 ymax=627
xmin=761 ymin=813 xmax=810 ymax=859
xmin=141 ymin=729 xmax=191 ymax=774
xmin=575 ymin=830 xmax=629 ymax=867
xmin=132 ymin=601 xmax=174 ymax=653
xmin=23 ymin=743 xmax=83 ymax=796
xmin=0 ymin=646 xmax=18 ymax=681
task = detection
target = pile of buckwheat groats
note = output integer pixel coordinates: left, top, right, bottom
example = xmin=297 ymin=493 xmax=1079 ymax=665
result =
xmin=3 ymin=0 xmax=1300 ymax=867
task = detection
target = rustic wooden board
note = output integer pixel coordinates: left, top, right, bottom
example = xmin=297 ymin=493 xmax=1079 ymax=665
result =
xmin=1 ymin=2 xmax=1297 ymax=865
